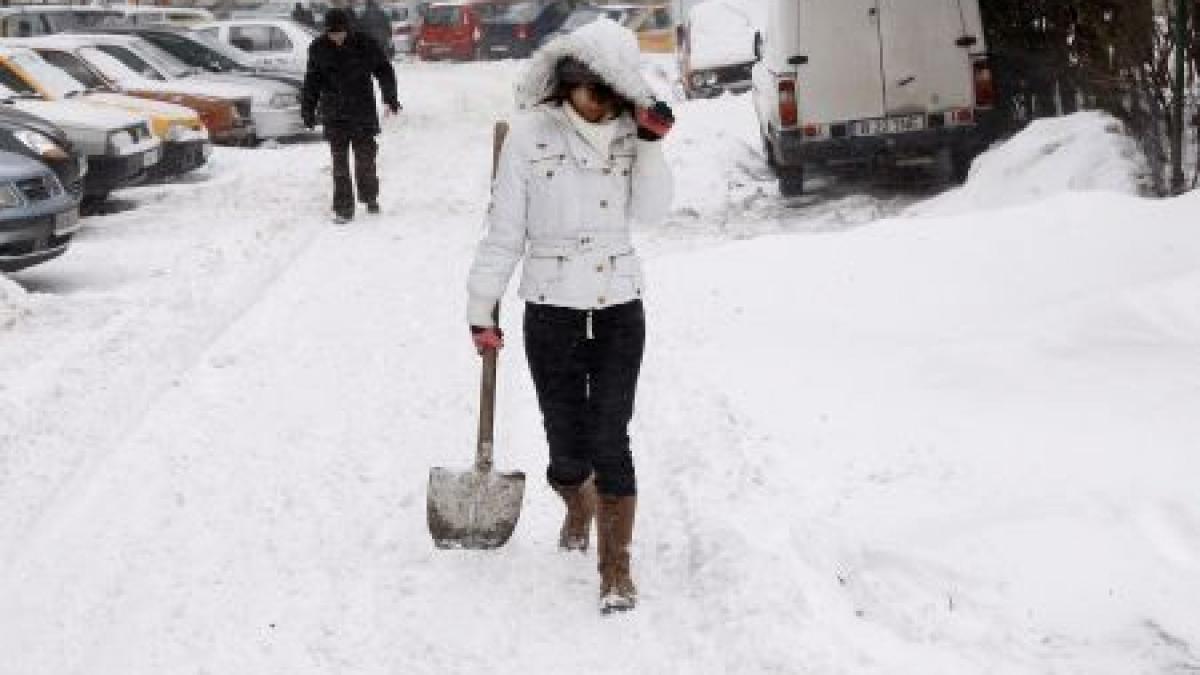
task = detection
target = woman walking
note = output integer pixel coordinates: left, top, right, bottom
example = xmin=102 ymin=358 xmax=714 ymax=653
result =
xmin=466 ymin=18 xmax=674 ymax=613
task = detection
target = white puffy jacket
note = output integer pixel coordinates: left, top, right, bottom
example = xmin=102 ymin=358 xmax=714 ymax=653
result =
xmin=467 ymin=19 xmax=674 ymax=327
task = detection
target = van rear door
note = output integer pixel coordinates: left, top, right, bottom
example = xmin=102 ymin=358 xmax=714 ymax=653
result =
xmin=877 ymin=0 xmax=977 ymax=114
xmin=795 ymin=0 xmax=884 ymax=125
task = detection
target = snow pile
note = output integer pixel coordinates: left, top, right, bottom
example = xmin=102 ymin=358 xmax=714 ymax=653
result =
xmin=686 ymin=0 xmax=757 ymax=70
xmin=650 ymin=187 xmax=1200 ymax=671
xmin=661 ymin=93 xmax=771 ymax=225
xmin=910 ymin=111 xmax=1148 ymax=217
xmin=0 ymin=274 xmax=30 ymax=329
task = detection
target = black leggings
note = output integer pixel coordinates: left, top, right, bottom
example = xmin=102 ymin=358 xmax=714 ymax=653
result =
xmin=524 ymin=301 xmax=645 ymax=497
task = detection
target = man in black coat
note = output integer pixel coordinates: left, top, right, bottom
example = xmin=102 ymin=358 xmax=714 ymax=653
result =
xmin=302 ymin=8 xmax=400 ymax=223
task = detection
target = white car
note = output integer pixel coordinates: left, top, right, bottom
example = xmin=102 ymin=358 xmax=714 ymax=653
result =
xmin=195 ymin=19 xmax=316 ymax=73
xmin=26 ymin=34 xmax=309 ymax=141
xmin=105 ymin=6 xmax=216 ymax=28
xmin=751 ymin=0 xmax=995 ymax=195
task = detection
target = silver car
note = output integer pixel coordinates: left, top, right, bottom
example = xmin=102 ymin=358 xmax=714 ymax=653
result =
xmin=0 ymin=149 xmax=80 ymax=272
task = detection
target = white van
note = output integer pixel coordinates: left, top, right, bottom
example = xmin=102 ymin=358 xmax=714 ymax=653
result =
xmin=751 ymin=0 xmax=995 ymax=195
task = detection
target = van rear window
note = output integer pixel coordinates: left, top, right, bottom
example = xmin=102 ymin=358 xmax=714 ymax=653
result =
xmin=424 ymin=6 xmax=462 ymax=25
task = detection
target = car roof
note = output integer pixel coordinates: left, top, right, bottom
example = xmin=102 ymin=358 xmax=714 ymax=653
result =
xmin=3 ymin=33 xmax=141 ymax=50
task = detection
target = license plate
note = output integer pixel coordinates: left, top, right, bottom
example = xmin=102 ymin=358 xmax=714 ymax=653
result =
xmin=143 ymin=148 xmax=162 ymax=168
xmin=54 ymin=208 xmax=80 ymax=234
xmin=491 ymin=45 xmax=509 ymax=52
xmin=851 ymin=114 xmax=926 ymax=137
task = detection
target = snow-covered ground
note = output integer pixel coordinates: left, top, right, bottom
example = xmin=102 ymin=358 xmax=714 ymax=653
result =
xmin=1 ymin=58 xmax=1199 ymax=674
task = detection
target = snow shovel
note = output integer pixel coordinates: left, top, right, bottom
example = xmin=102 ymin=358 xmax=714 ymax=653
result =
xmin=426 ymin=122 xmax=525 ymax=550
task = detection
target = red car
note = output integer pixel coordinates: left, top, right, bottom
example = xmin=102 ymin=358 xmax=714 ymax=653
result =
xmin=417 ymin=1 xmax=492 ymax=61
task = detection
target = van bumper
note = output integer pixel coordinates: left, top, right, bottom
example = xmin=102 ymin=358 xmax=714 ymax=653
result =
xmin=774 ymin=122 xmax=987 ymax=168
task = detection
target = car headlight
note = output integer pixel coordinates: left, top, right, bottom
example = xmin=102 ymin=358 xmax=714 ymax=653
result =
xmin=165 ymin=123 xmax=187 ymax=142
xmin=270 ymin=92 xmax=299 ymax=108
xmin=108 ymin=129 xmax=136 ymax=153
xmin=14 ymin=129 xmax=69 ymax=161
xmin=0 ymin=184 xmax=22 ymax=209
xmin=691 ymin=72 xmax=706 ymax=87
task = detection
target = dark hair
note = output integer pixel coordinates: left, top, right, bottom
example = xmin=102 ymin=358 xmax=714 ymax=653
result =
xmin=544 ymin=57 xmax=632 ymax=113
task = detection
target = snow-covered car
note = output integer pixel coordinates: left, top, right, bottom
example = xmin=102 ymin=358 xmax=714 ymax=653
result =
xmin=15 ymin=34 xmax=256 ymax=146
xmin=0 ymin=104 xmax=85 ymax=201
xmin=93 ymin=25 xmax=304 ymax=89
xmin=0 ymin=6 xmax=122 ymax=38
xmin=554 ymin=2 xmax=675 ymax=53
xmin=0 ymin=149 xmax=80 ymax=273
xmin=677 ymin=0 xmax=756 ymax=99
xmin=0 ymin=43 xmax=211 ymax=179
xmin=195 ymin=19 xmax=316 ymax=73
xmin=477 ymin=0 xmax=570 ymax=60
xmin=48 ymin=34 xmax=308 ymax=142
xmin=386 ymin=2 xmax=418 ymax=56
xmin=105 ymin=6 xmax=215 ymax=28
xmin=0 ymin=54 xmax=161 ymax=202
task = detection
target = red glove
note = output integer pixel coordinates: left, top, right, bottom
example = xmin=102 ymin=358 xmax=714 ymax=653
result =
xmin=636 ymin=101 xmax=675 ymax=141
xmin=471 ymin=326 xmax=504 ymax=354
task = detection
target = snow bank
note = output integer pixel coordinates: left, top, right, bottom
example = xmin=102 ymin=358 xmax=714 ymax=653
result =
xmin=0 ymin=274 xmax=29 ymax=329
xmin=910 ymin=111 xmax=1148 ymax=217
xmin=686 ymin=1 xmax=757 ymax=71
xmin=649 ymin=187 xmax=1200 ymax=671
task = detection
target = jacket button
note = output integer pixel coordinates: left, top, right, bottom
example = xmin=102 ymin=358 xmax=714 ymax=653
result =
xmin=600 ymin=200 xmax=608 ymax=208
xmin=539 ymin=295 xmax=546 ymax=301
xmin=596 ymin=265 xmax=604 ymax=273
xmin=598 ymin=297 xmax=606 ymax=305
xmin=603 ymin=168 xmax=612 ymax=175
xmin=546 ymin=170 xmax=554 ymax=178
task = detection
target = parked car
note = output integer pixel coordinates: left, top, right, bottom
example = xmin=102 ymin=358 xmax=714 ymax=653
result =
xmin=0 ymin=6 xmax=122 ymax=38
xmin=87 ymin=26 xmax=304 ymax=87
xmin=751 ymin=0 xmax=994 ymax=195
xmin=416 ymin=1 xmax=490 ymax=61
xmin=677 ymin=0 xmax=756 ymax=99
xmin=0 ymin=49 xmax=162 ymax=202
xmin=195 ymin=19 xmax=316 ymax=73
xmin=16 ymin=34 xmax=255 ymax=146
xmin=50 ymin=34 xmax=307 ymax=142
xmin=0 ymin=104 xmax=86 ymax=201
xmin=106 ymin=6 xmax=216 ymax=28
xmin=0 ymin=42 xmax=210 ymax=180
xmin=553 ymin=2 xmax=675 ymax=53
xmin=477 ymin=0 xmax=569 ymax=60
xmin=386 ymin=2 xmax=419 ymax=55
xmin=0 ymin=149 xmax=80 ymax=273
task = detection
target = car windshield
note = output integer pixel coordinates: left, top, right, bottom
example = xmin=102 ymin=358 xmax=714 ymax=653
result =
xmin=188 ymin=28 xmax=257 ymax=67
xmin=148 ymin=32 xmax=245 ymax=71
xmin=78 ymin=46 xmax=150 ymax=86
xmin=424 ymin=6 xmax=461 ymax=25
xmin=130 ymin=39 xmax=198 ymax=77
xmin=489 ymin=1 xmax=539 ymax=23
xmin=8 ymin=51 xmax=87 ymax=99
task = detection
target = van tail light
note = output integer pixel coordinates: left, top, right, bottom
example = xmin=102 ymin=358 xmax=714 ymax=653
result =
xmin=973 ymin=58 xmax=995 ymax=108
xmin=515 ymin=23 xmax=529 ymax=40
xmin=778 ymin=78 xmax=798 ymax=128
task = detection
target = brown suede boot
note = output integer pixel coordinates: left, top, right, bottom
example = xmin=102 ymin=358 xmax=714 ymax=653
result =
xmin=550 ymin=477 xmax=597 ymax=552
xmin=596 ymin=495 xmax=637 ymax=613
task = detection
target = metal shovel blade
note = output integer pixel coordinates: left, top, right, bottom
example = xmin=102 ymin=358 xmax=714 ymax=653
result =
xmin=427 ymin=465 xmax=525 ymax=549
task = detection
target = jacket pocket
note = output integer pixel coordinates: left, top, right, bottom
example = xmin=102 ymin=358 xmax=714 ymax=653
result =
xmin=608 ymin=252 xmax=644 ymax=300
xmin=520 ymin=254 xmax=565 ymax=303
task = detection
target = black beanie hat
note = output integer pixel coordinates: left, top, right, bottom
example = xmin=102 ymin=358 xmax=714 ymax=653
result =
xmin=324 ymin=8 xmax=351 ymax=32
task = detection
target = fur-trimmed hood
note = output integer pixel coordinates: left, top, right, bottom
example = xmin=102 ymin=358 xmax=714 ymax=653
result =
xmin=515 ymin=18 xmax=655 ymax=110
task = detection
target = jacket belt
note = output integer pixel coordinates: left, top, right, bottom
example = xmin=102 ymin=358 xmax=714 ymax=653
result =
xmin=526 ymin=233 xmax=633 ymax=258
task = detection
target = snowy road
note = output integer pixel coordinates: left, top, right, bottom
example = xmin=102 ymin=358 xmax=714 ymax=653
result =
xmin=2 ymin=61 xmax=1199 ymax=674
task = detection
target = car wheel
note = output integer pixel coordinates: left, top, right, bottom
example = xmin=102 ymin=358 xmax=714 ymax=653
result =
xmin=778 ymin=167 xmax=805 ymax=197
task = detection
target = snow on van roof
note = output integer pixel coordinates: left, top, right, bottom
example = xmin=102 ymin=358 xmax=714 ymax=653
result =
xmin=687 ymin=0 xmax=756 ymax=71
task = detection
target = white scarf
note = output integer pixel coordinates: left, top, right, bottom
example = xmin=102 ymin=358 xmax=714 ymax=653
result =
xmin=563 ymin=103 xmax=619 ymax=157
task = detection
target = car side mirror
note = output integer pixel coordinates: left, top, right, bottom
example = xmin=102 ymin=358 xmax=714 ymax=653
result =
xmin=753 ymin=31 xmax=763 ymax=62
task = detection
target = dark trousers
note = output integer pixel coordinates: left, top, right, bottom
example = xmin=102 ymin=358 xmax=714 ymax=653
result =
xmin=524 ymin=301 xmax=645 ymax=497
xmin=327 ymin=129 xmax=378 ymax=216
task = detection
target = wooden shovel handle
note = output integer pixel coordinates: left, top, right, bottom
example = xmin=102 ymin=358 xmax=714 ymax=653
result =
xmin=477 ymin=121 xmax=510 ymax=472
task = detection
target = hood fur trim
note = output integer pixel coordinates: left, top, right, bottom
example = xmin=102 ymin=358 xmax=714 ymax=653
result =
xmin=515 ymin=18 xmax=655 ymax=110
